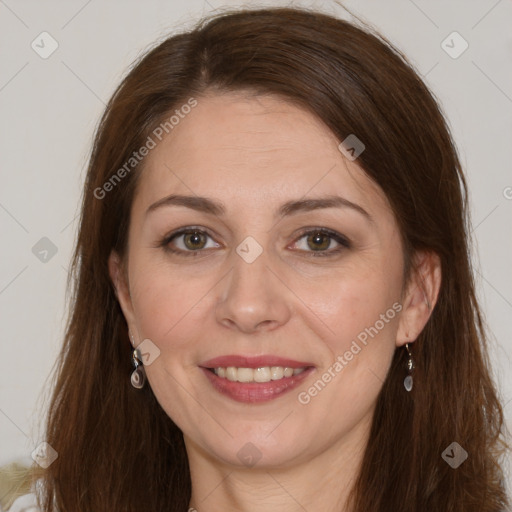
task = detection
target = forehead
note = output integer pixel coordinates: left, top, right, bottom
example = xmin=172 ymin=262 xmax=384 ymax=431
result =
xmin=133 ymin=92 xmax=390 ymax=217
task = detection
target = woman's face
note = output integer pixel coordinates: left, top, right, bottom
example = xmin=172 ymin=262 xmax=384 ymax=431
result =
xmin=111 ymin=91 xmax=427 ymax=469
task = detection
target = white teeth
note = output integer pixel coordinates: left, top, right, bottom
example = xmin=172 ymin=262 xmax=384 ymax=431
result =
xmin=254 ymin=367 xmax=271 ymax=382
xmin=270 ymin=366 xmax=284 ymax=380
xmin=226 ymin=367 xmax=237 ymax=382
xmin=213 ymin=366 xmax=307 ymax=383
xmin=236 ymin=367 xmax=254 ymax=383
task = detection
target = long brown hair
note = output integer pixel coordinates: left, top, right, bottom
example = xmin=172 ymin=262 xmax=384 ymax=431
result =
xmin=34 ymin=6 xmax=509 ymax=511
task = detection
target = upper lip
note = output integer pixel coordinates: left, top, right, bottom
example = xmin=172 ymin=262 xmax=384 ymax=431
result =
xmin=200 ymin=355 xmax=314 ymax=369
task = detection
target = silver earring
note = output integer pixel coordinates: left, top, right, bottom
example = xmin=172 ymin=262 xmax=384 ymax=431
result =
xmin=130 ymin=347 xmax=146 ymax=389
xmin=403 ymin=343 xmax=414 ymax=392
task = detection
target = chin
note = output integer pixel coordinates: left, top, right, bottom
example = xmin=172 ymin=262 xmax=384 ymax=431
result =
xmin=197 ymin=426 xmax=312 ymax=470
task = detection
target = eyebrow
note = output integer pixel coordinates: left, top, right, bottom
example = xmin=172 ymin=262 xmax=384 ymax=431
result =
xmin=146 ymin=194 xmax=372 ymax=222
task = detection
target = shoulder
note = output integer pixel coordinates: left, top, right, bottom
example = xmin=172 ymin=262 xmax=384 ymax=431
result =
xmin=4 ymin=491 xmax=40 ymax=512
xmin=0 ymin=463 xmax=43 ymax=512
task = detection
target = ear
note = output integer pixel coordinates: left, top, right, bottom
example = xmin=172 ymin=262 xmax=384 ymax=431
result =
xmin=108 ymin=250 xmax=137 ymax=345
xmin=396 ymin=251 xmax=442 ymax=346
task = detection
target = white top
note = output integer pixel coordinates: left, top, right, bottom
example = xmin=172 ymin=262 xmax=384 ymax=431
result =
xmin=2 ymin=479 xmax=43 ymax=512
xmin=4 ymin=492 xmax=40 ymax=512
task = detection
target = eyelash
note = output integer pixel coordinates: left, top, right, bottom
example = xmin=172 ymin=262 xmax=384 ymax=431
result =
xmin=159 ymin=226 xmax=351 ymax=258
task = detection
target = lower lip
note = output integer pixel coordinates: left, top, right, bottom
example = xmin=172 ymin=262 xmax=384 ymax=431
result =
xmin=200 ymin=367 xmax=315 ymax=403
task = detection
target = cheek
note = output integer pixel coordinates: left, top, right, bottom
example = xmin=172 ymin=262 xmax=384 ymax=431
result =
xmin=292 ymin=275 xmax=401 ymax=433
xmin=294 ymin=257 xmax=402 ymax=349
xmin=127 ymin=257 xmax=213 ymax=361
xmin=331 ymin=288 xmax=400 ymax=377
xmin=127 ymin=262 xmax=214 ymax=426
xmin=296 ymin=258 xmax=403 ymax=412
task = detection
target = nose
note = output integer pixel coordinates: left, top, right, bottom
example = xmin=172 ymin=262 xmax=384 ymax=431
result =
xmin=215 ymin=246 xmax=292 ymax=334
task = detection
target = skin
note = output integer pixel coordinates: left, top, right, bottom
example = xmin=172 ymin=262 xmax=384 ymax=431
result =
xmin=109 ymin=91 xmax=441 ymax=512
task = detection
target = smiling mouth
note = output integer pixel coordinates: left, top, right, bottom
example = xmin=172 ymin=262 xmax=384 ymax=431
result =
xmin=201 ymin=365 xmax=315 ymax=403
xmin=208 ymin=366 xmax=308 ymax=383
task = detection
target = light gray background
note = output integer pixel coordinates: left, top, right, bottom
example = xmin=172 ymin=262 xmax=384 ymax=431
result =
xmin=1 ymin=0 xmax=511 ymax=488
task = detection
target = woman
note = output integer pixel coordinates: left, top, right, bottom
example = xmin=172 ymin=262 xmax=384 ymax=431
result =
xmin=11 ymin=5 xmax=509 ymax=512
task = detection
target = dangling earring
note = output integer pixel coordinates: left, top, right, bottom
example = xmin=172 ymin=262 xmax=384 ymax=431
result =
xmin=403 ymin=343 xmax=414 ymax=392
xmin=130 ymin=348 xmax=146 ymax=389
xmin=129 ymin=332 xmax=146 ymax=389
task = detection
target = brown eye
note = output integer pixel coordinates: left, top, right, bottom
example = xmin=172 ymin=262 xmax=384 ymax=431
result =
xmin=306 ymin=232 xmax=331 ymax=251
xmin=292 ymin=228 xmax=350 ymax=257
xmin=183 ymin=231 xmax=207 ymax=250
xmin=161 ymin=226 xmax=349 ymax=258
xmin=162 ymin=228 xmax=220 ymax=256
